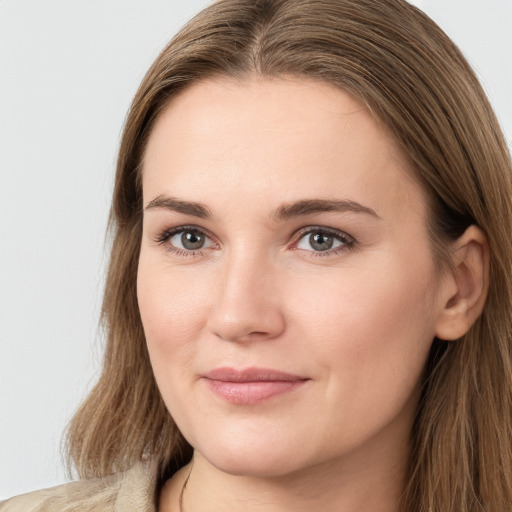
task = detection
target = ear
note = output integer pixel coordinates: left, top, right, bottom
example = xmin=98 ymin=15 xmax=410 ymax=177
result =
xmin=435 ymin=225 xmax=490 ymax=341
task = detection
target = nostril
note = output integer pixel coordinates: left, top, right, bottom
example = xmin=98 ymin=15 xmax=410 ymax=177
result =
xmin=208 ymin=308 xmax=286 ymax=343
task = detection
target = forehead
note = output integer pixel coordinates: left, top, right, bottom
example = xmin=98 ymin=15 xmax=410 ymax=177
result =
xmin=141 ymin=76 xmax=427 ymax=223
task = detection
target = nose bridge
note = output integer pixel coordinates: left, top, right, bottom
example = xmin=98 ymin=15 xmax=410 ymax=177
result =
xmin=207 ymin=245 xmax=285 ymax=342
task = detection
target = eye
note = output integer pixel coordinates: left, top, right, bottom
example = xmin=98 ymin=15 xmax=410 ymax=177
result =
xmin=295 ymin=228 xmax=354 ymax=253
xmin=170 ymin=229 xmax=211 ymax=250
xmin=155 ymin=227 xmax=214 ymax=253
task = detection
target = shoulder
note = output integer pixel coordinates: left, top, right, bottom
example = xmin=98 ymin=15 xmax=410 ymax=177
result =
xmin=0 ymin=460 xmax=159 ymax=512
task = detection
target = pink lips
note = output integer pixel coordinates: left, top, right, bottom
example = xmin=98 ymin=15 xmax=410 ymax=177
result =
xmin=202 ymin=367 xmax=309 ymax=405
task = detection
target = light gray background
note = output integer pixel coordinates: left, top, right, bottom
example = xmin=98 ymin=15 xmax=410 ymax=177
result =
xmin=1 ymin=0 xmax=511 ymax=499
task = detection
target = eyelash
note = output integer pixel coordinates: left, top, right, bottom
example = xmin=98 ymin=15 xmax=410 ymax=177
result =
xmin=153 ymin=225 xmax=356 ymax=258
xmin=292 ymin=226 xmax=356 ymax=257
xmin=153 ymin=225 xmax=216 ymax=257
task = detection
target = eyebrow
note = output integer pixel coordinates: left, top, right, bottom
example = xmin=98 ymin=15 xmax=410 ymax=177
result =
xmin=144 ymin=195 xmax=379 ymax=221
xmin=272 ymin=199 xmax=380 ymax=221
xmin=144 ymin=195 xmax=212 ymax=218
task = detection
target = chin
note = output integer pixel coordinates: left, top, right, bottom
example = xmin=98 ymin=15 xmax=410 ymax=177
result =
xmin=191 ymin=430 xmax=318 ymax=478
xmin=205 ymin=451 xmax=303 ymax=478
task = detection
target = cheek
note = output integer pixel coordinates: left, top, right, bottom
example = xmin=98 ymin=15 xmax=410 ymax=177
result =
xmin=137 ymin=258 xmax=217 ymax=422
xmin=287 ymin=255 xmax=438 ymax=397
xmin=137 ymin=255 xmax=211 ymax=352
xmin=137 ymin=255 xmax=211 ymax=423
xmin=292 ymin=256 xmax=436 ymax=337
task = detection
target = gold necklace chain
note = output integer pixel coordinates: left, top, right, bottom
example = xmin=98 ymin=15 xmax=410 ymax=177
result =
xmin=176 ymin=461 xmax=422 ymax=512
xmin=178 ymin=461 xmax=194 ymax=512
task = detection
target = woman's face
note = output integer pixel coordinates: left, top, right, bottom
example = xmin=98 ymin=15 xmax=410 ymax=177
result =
xmin=138 ymin=77 xmax=451 ymax=477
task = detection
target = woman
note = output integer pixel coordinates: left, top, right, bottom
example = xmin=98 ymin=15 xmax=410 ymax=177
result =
xmin=2 ymin=0 xmax=511 ymax=510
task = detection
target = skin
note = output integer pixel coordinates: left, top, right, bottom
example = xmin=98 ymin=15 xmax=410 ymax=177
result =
xmin=137 ymin=76 xmax=484 ymax=512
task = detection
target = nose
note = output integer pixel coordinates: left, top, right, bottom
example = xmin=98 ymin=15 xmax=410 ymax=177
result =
xmin=206 ymin=252 xmax=286 ymax=343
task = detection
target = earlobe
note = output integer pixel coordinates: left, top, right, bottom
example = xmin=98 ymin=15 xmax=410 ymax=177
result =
xmin=435 ymin=225 xmax=489 ymax=341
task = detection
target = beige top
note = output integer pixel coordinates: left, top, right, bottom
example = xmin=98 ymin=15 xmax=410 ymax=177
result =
xmin=0 ymin=460 xmax=159 ymax=512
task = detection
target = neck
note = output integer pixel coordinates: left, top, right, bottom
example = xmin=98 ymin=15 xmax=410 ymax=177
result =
xmin=160 ymin=434 xmax=409 ymax=512
xmin=189 ymin=455 xmax=404 ymax=512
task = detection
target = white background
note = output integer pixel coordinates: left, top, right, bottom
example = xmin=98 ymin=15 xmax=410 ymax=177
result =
xmin=1 ymin=0 xmax=511 ymax=499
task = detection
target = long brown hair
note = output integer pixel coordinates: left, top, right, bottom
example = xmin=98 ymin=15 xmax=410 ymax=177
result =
xmin=66 ymin=1 xmax=512 ymax=510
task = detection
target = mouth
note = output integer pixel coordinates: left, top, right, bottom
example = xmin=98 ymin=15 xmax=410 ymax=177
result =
xmin=201 ymin=367 xmax=310 ymax=405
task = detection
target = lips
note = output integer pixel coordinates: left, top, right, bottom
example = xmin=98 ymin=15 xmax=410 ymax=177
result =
xmin=201 ymin=367 xmax=309 ymax=405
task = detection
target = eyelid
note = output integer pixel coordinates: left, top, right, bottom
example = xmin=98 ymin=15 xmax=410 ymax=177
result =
xmin=291 ymin=226 xmax=356 ymax=255
xmin=153 ymin=225 xmax=218 ymax=254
